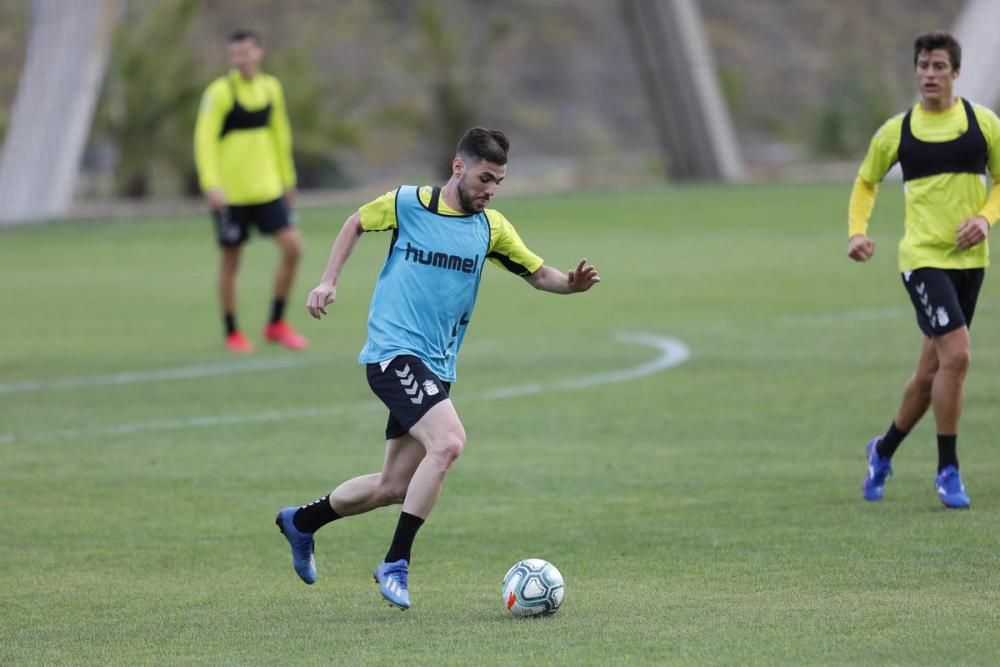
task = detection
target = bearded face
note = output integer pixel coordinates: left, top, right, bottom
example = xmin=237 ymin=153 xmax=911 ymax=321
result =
xmin=454 ymin=159 xmax=506 ymax=213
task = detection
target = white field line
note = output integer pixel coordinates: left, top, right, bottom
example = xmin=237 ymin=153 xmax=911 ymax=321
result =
xmin=0 ymin=406 xmax=369 ymax=445
xmin=0 ymin=356 xmax=324 ymax=394
xmin=0 ymin=304 xmax=915 ymax=397
xmin=477 ymin=332 xmax=690 ymax=399
xmin=0 ymin=340 xmax=502 ymax=395
xmin=0 ymin=332 xmax=690 ymax=444
xmin=779 ymin=300 xmax=998 ymax=327
xmin=779 ymin=305 xmax=908 ymax=327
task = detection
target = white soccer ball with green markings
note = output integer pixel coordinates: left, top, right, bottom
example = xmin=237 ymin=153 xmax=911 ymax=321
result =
xmin=502 ymin=558 xmax=564 ymax=617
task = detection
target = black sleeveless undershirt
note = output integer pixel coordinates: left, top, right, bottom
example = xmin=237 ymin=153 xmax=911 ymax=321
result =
xmin=219 ymin=76 xmax=272 ymax=139
xmin=898 ymin=98 xmax=987 ymax=182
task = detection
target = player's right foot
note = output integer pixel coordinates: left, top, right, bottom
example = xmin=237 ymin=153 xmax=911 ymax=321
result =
xmin=275 ymin=507 xmax=317 ymax=584
xmin=861 ymin=437 xmax=893 ymax=502
xmin=374 ymin=559 xmax=410 ymax=609
xmin=935 ymin=465 xmax=970 ymax=509
xmin=225 ymin=331 xmax=254 ymax=353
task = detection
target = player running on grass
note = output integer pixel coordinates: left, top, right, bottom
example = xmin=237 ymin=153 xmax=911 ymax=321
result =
xmin=275 ymin=128 xmax=600 ymax=608
xmin=849 ymin=31 xmax=1000 ymax=508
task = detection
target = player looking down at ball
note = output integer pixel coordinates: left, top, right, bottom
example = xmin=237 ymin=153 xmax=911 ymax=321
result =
xmin=275 ymin=127 xmax=601 ymax=609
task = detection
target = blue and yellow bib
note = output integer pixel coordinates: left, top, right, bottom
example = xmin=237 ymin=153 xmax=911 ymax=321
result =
xmin=359 ymin=186 xmax=491 ymax=382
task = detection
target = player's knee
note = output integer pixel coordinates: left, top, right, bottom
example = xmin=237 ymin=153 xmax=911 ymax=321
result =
xmin=222 ymin=248 xmax=241 ymax=271
xmin=382 ymin=482 xmax=408 ymax=506
xmin=938 ymin=345 xmax=972 ymax=374
xmin=914 ymin=369 xmax=936 ymax=391
xmin=939 ymin=346 xmax=970 ymax=374
xmin=283 ymin=240 xmax=303 ymax=262
xmin=375 ymin=475 xmax=409 ymax=506
xmin=430 ymin=432 xmax=465 ymax=470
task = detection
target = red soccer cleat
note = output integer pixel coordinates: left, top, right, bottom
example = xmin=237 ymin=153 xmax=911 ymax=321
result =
xmin=264 ymin=320 xmax=309 ymax=350
xmin=226 ymin=330 xmax=255 ymax=353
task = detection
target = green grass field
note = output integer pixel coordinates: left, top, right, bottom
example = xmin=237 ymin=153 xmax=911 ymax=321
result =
xmin=2 ymin=183 xmax=999 ymax=665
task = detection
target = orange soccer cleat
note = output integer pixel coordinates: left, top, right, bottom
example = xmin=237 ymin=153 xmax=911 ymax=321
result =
xmin=225 ymin=330 xmax=255 ymax=353
xmin=264 ymin=320 xmax=309 ymax=350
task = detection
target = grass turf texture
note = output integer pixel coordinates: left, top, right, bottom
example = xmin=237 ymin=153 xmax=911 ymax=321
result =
xmin=2 ymin=183 xmax=999 ymax=665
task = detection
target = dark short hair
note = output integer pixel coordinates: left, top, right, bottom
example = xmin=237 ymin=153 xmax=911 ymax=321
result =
xmin=228 ymin=29 xmax=261 ymax=45
xmin=913 ymin=31 xmax=961 ymax=69
xmin=456 ymin=128 xmax=509 ymax=165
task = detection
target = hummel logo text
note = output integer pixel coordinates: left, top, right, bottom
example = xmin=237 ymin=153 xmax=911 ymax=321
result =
xmin=404 ymin=242 xmax=478 ymax=273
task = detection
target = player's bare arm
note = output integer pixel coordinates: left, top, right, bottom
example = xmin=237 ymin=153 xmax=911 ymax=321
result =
xmin=307 ymin=212 xmax=364 ymax=319
xmin=525 ymin=258 xmax=601 ymax=294
xmin=955 ymin=216 xmax=989 ymax=250
xmin=847 ymin=234 xmax=876 ymax=262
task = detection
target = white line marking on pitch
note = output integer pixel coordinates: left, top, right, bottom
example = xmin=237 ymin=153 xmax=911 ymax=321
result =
xmin=0 ymin=301 xmax=929 ymax=396
xmin=476 ymin=332 xmax=690 ymax=399
xmin=779 ymin=305 xmax=908 ymax=327
xmin=0 ymin=332 xmax=689 ymax=444
xmin=0 ymin=356 xmax=325 ymax=394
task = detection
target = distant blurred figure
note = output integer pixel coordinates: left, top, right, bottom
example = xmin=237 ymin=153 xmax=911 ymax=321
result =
xmin=194 ymin=29 xmax=307 ymax=353
xmin=848 ymin=31 xmax=1000 ymax=508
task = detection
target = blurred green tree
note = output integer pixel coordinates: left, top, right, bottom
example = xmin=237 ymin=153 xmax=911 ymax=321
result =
xmin=92 ymin=0 xmax=202 ymax=197
xmin=268 ymin=44 xmax=363 ymax=189
xmin=0 ymin=1 xmax=30 ymax=148
xmin=383 ymin=2 xmax=513 ymax=179
xmin=809 ymin=47 xmax=896 ymax=159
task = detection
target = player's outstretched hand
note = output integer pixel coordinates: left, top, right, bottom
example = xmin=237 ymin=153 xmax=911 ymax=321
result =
xmin=567 ymin=258 xmax=601 ymax=292
xmin=307 ymin=282 xmax=337 ymax=319
xmin=847 ymin=235 xmax=875 ymax=262
xmin=956 ymin=216 xmax=989 ymax=250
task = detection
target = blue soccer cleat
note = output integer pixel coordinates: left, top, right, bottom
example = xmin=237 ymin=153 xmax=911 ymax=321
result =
xmin=275 ymin=506 xmax=317 ymax=584
xmin=935 ymin=466 xmax=970 ymax=509
xmin=374 ymin=559 xmax=410 ymax=610
xmin=861 ymin=437 xmax=893 ymax=502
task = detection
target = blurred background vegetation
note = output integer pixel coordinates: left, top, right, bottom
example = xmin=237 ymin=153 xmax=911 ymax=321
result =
xmin=0 ymin=0 xmax=967 ymax=200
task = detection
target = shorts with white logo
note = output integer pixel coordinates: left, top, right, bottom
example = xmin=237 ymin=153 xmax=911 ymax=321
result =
xmin=901 ymin=267 xmax=984 ymax=337
xmin=212 ymin=198 xmax=294 ymax=247
xmin=366 ymin=355 xmax=452 ymax=439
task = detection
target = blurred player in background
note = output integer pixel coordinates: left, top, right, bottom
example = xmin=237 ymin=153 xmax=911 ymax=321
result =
xmin=194 ymin=29 xmax=307 ymax=353
xmin=275 ymin=128 xmax=600 ymax=609
xmin=848 ymin=31 xmax=1000 ymax=508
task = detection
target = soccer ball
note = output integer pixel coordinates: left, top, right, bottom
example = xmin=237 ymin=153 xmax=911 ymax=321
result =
xmin=502 ymin=558 xmax=564 ymax=617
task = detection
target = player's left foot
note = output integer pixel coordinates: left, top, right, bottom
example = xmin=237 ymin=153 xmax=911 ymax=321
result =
xmin=264 ymin=320 xmax=309 ymax=350
xmin=374 ymin=559 xmax=410 ymax=609
xmin=275 ymin=507 xmax=317 ymax=584
xmin=935 ymin=465 xmax=970 ymax=509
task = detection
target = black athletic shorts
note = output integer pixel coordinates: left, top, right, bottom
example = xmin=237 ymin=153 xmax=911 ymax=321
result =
xmin=212 ymin=198 xmax=294 ymax=247
xmin=901 ymin=267 xmax=984 ymax=337
xmin=366 ymin=355 xmax=452 ymax=440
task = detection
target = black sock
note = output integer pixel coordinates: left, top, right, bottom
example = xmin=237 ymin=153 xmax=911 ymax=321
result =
xmin=269 ymin=298 xmax=286 ymax=324
xmin=876 ymin=421 xmax=908 ymax=459
xmin=385 ymin=511 xmax=424 ymax=564
xmin=224 ymin=312 xmax=237 ymax=336
xmin=937 ymin=434 xmax=958 ymax=472
xmin=292 ymin=494 xmax=341 ymax=533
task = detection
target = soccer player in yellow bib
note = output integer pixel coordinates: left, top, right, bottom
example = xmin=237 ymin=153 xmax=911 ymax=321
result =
xmin=849 ymin=31 xmax=1000 ymax=508
xmin=194 ymin=29 xmax=308 ymax=353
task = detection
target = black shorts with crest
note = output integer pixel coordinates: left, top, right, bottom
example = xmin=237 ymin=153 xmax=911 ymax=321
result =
xmin=366 ymin=355 xmax=452 ymax=440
